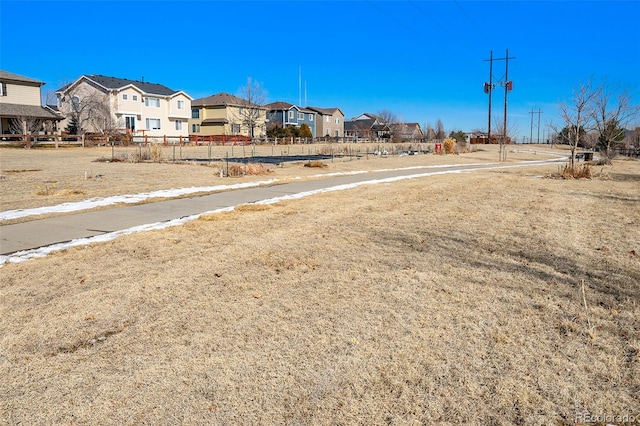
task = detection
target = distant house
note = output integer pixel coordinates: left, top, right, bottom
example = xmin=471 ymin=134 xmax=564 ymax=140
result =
xmin=389 ymin=122 xmax=423 ymax=142
xmin=344 ymin=113 xmax=389 ymax=141
xmin=55 ymin=74 xmax=192 ymax=137
xmin=189 ymin=92 xmax=267 ymax=138
xmin=0 ymin=70 xmax=62 ymax=135
xmin=306 ymin=106 xmax=344 ymax=138
xmin=265 ymin=101 xmax=316 ymax=138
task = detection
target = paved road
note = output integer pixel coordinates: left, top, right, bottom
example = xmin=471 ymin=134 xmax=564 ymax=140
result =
xmin=0 ymin=160 xmax=547 ymax=257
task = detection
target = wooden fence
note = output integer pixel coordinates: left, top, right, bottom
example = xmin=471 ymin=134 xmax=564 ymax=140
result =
xmin=0 ymin=134 xmax=85 ymax=148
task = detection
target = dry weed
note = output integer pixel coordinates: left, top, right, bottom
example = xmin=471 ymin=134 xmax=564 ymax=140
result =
xmin=304 ymin=160 xmax=328 ymax=168
xmin=561 ymin=163 xmax=592 ymax=179
xmin=149 ymin=144 xmax=164 ymax=163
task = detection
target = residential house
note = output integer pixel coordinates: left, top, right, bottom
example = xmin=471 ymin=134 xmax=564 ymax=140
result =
xmin=265 ymin=102 xmax=316 ymax=138
xmin=56 ymin=74 xmax=191 ymax=137
xmin=0 ymin=70 xmax=62 ymax=134
xmin=344 ymin=113 xmax=389 ymax=141
xmin=189 ymin=92 xmax=267 ymax=138
xmin=389 ymin=122 xmax=423 ymax=142
xmin=306 ymin=106 xmax=344 ymax=138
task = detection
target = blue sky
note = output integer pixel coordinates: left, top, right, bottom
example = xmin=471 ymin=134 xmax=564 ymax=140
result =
xmin=2 ymin=0 xmax=639 ymax=140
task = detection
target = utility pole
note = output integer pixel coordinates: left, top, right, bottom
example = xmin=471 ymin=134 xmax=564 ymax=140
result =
xmin=484 ymin=51 xmax=494 ymax=145
xmin=529 ymin=108 xmax=543 ymax=144
xmin=484 ymin=49 xmax=515 ymax=161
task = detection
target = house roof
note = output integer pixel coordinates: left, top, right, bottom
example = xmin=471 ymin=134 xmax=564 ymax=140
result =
xmin=265 ymin=101 xmax=294 ymax=110
xmin=265 ymin=101 xmax=315 ymax=114
xmin=0 ymin=70 xmax=45 ymax=86
xmin=352 ymin=112 xmax=382 ymax=121
xmin=306 ymin=106 xmax=344 ymax=116
xmin=57 ymin=74 xmax=186 ymax=97
xmin=0 ymin=103 xmax=63 ymax=120
xmin=192 ymin=92 xmax=260 ymax=108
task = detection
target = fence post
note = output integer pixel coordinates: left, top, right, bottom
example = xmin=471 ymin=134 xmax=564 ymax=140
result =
xmin=163 ymin=135 xmax=167 ymax=145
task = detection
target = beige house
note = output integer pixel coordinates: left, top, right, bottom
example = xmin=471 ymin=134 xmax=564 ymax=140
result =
xmin=189 ymin=92 xmax=267 ymax=138
xmin=306 ymin=107 xmax=344 ymax=138
xmin=56 ymin=75 xmax=191 ymax=137
xmin=0 ymin=70 xmax=61 ymax=135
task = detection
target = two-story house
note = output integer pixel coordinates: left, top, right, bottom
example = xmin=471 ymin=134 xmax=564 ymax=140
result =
xmin=56 ymin=75 xmax=191 ymax=137
xmin=0 ymin=70 xmax=62 ymax=135
xmin=264 ymin=102 xmax=316 ymax=138
xmin=306 ymin=107 xmax=344 ymax=138
xmin=189 ymin=92 xmax=267 ymax=138
xmin=344 ymin=113 xmax=390 ymax=141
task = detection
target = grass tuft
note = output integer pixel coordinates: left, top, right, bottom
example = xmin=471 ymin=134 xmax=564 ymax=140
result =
xmin=305 ymin=160 xmax=328 ymax=168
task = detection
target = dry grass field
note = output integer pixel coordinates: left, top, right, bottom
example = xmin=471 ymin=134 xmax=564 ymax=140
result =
xmin=1 ymin=144 xmax=639 ymax=425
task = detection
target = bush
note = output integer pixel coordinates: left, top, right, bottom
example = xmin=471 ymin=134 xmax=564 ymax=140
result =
xmin=443 ymin=137 xmax=457 ymax=154
xmin=561 ymin=163 xmax=592 ymax=179
xmin=149 ymin=144 xmax=164 ymax=163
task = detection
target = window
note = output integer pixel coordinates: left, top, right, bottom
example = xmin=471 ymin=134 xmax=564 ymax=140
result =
xmin=145 ymin=118 xmax=161 ymax=130
xmin=326 ymin=116 xmax=330 ymax=123
xmin=175 ymin=120 xmax=183 ymax=131
xmin=0 ymin=82 xmax=6 ymax=96
xmin=71 ymin=96 xmax=80 ymax=111
xmin=309 ymin=114 xmax=313 ymax=121
xmin=297 ymin=112 xmax=304 ymax=120
xmin=335 ymin=117 xmax=340 ymax=124
xmin=238 ymin=107 xmax=245 ymax=115
xmin=145 ymin=97 xmax=160 ymax=107
xmin=177 ymin=100 xmax=184 ymax=109
xmin=192 ymin=124 xmax=200 ymax=133
xmin=122 ymin=94 xmax=128 ymax=100
xmin=231 ymin=123 xmax=241 ymax=133
xmin=191 ymin=108 xmax=200 ymax=119
xmin=133 ymin=95 xmax=138 ymax=101
xmin=288 ymin=111 xmax=294 ymax=120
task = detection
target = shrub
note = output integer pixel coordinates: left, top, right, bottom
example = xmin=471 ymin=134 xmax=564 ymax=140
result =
xmin=561 ymin=163 xmax=592 ymax=179
xmin=443 ymin=137 xmax=457 ymax=154
xmin=149 ymin=144 xmax=164 ymax=163
xmin=304 ymin=160 xmax=328 ymax=168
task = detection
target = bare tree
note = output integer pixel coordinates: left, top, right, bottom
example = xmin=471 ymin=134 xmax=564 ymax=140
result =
xmin=424 ymin=123 xmax=435 ymax=142
xmin=59 ymin=84 xmax=115 ymax=135
xmin=591 ymin=81 xmax=640 ymax=157
xmin=377 ymin=110 xmax=400 ymax=141
xmin=8 ymin=115 xmax=44 ymax=135
xmin=435 ymin=119 xmax=445 ymax=142
xmin=236 ymin=77 xmax=267 ymax=138
xmin=555 ymin=80 xmax=598 ymax=169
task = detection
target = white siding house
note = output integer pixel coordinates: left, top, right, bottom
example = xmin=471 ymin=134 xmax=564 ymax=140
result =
xmin=56 ymin=75 xmax=192 ymax=137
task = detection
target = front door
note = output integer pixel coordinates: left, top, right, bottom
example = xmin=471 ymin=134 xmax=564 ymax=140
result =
xmin=125 ymin=116 xmax=136 ymax=132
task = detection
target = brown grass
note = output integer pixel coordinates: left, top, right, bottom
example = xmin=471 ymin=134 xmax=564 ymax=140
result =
xmin=1 ymin=146 xmax=639 ymax=424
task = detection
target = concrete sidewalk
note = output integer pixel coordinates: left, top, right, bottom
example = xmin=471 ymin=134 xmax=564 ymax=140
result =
xmin=0 ymin=162 xmax=515 ymax=256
